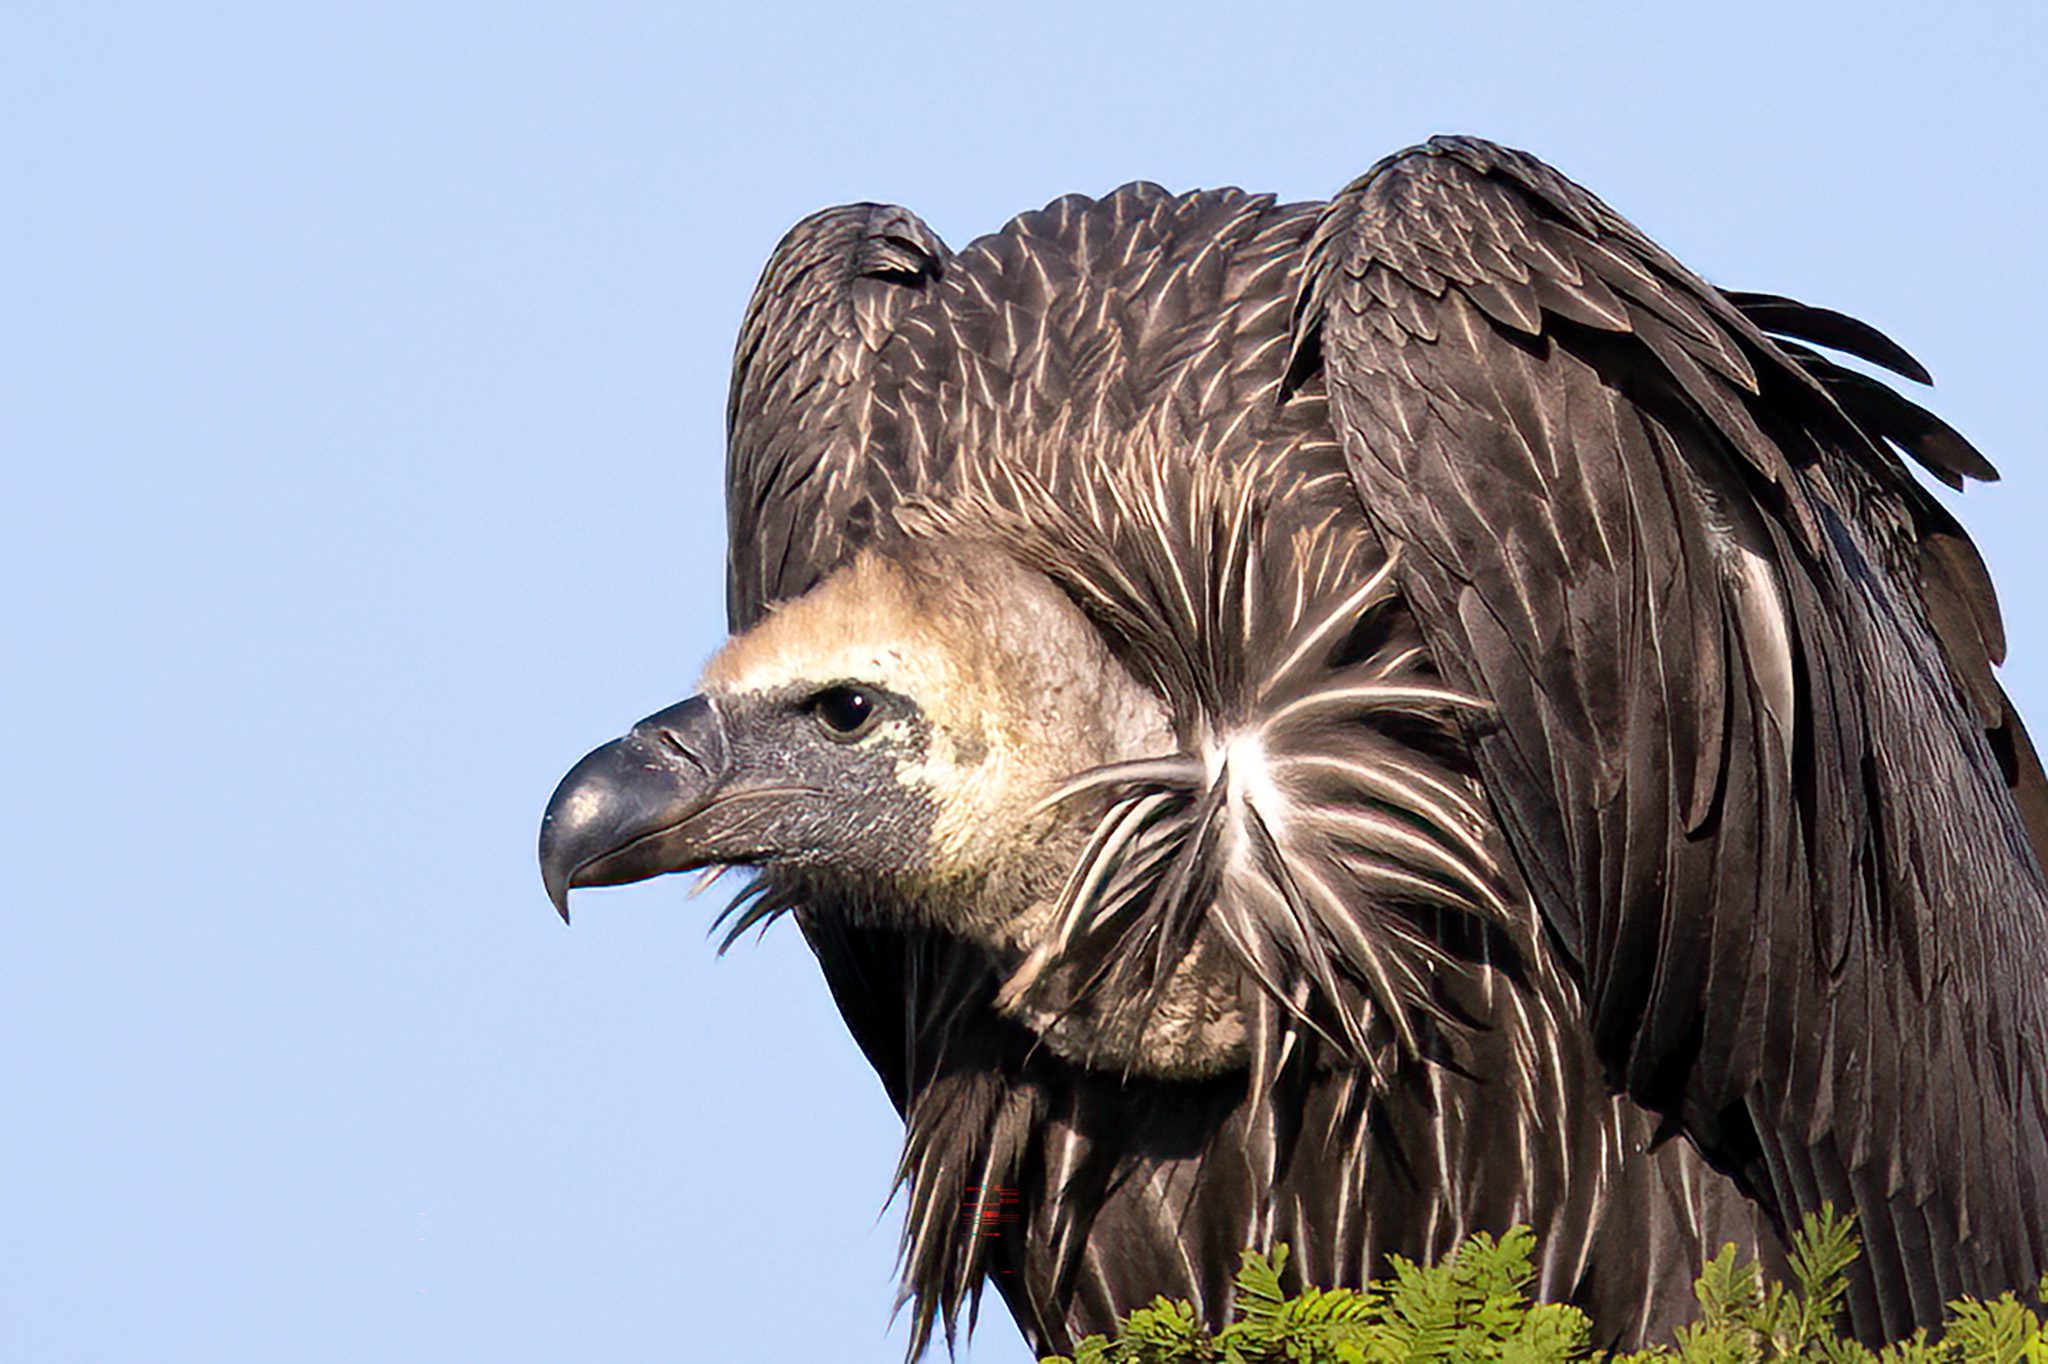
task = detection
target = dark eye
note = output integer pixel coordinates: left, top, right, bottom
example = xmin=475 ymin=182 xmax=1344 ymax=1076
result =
xmin=808 ymin=685 xmax=879 ymax=740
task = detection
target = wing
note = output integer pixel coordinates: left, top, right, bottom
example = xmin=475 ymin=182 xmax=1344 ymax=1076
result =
xmin=725 ymin=201 xmax=950 ymax=629
xmin=1287 ymin=136 xmax=2048 ymax=1336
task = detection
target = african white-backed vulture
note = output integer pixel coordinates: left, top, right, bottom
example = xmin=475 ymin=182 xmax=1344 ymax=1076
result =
xmin=542 ymin=137 xmax=2048 ymax=1355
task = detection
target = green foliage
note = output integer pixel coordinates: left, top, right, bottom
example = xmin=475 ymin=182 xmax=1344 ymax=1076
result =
xmin=1043 ymin=1228 xmax=1587 ymax=1364
xmin=1039 ymin=1208 xmax=2048 ymax=1364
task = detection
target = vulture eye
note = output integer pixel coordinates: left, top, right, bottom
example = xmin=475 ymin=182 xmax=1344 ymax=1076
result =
xmin=808 ymin=685 xmax=880 ymax=741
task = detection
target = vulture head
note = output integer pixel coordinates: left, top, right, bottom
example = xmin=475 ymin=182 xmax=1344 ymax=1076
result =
xmin=541 ymin=543 xmax=1182 ymax=1028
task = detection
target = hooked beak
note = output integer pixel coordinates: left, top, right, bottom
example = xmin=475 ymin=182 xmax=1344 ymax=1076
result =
xmin=539 ymin=696 xmax=734 ymax=923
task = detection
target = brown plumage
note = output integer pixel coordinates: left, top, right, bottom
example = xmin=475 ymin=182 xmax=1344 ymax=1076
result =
xmin=540 ymin=137 xmax=2048 ymax=1356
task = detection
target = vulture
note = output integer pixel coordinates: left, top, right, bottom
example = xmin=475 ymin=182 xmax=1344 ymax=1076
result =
xmin=540 ymin=137 xmax=2048 ymax=1356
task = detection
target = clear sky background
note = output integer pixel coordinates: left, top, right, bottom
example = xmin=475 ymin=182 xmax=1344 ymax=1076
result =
xmin=7 ymin=4 xmax=2046 ymax=1361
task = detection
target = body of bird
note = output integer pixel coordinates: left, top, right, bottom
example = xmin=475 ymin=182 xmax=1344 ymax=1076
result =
xmin=541 ymin=138 xmax=2048 ymax=1356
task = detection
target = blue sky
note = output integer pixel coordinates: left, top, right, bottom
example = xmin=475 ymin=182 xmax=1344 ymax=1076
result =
xmin=7 ymin=4 xmax=2046 ymax=1360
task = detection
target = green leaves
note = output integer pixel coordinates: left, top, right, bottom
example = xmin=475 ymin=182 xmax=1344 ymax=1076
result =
xmin=1039 ymin=1207 xmax=2048 ymax=1364
xmin=1659 ymin=1206 xmax=1862 ymax=1360
xmin=1042 ymin=1227 xmax=1592 ymax=1364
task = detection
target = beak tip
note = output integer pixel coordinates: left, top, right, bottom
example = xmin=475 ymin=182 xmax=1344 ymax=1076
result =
xmin=539 ymin=816 xmax=575 ymax=925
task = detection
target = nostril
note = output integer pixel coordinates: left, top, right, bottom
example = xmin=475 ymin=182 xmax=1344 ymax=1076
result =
xmin=633 ymin=695 xmax=728 ymax=776
xmin=655 ymin=726 xmax=709 ymax=771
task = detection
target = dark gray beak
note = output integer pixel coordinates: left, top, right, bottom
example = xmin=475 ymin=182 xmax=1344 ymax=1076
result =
xmin=539 ymin=696 xmax=732 ymax=923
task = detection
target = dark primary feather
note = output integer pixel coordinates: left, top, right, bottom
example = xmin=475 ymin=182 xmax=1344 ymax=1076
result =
xmin=1722 ymin=290 xmax=1935 ymax=386
xmin=719 ymin=139 xmax=2048 ymax=1355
